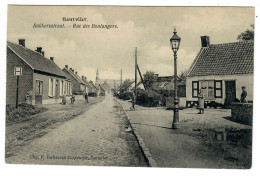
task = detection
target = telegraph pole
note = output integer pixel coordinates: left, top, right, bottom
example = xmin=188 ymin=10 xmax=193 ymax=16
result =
xmin=120 ymin=69 xmax=122 ymax=85
xmin=134 ymin=47 xmax=137 ymax=109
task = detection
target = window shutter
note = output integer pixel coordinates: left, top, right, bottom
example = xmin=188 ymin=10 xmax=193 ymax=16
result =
xmin=192 ymin=81 xmax=199 ymax=98
xmin=214 ymin=80 xmax=223 ymax=98
xmin=70 ymin=83 xmax=73 ymax=95
xmin=59 ymin=81 xmax=62 ymax=96
xmin=48 ymin=78 xmax=51 ymax=96
xmin=53 ymin=79 xmax=56 ymax=97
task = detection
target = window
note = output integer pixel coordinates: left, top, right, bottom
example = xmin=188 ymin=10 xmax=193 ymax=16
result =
xmin=192 ymin=81 xmax=199 ymax=98
xmin=214 ymin=80 xmax=223 ymax=98
xmin=60 ymin=80 xmax=64 ymax=96
xmin=36 ymin=80 xmax=43 ymax=95
xmin=49 ymin=78 xmax=54 ymax=97
xmin=201 ymin=80 xmax=214 ymax=99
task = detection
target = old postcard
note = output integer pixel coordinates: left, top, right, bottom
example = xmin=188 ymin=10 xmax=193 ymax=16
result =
xmin=5 ymin=5 xmax=254 ymax=168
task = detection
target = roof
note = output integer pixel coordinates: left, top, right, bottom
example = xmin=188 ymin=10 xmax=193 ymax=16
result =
xmin=89 ymin=81 xmax=99 ymax=90
xmin=187 ymin=40 xmax=254 ymax=77
xmin=7 ymin=41 xmax=66 ymax=78
xmin=82 ymin=78 xmax=92 ymax=88
xmin=131 ymin=81 xmax=145 ymax=91
xmin=62 ymin=68 xmax=86 ymax=85
xmin=118 ymin=80 xmax=135 ymax=91
xmin=99 ymin=85 xmax=105 ymax=92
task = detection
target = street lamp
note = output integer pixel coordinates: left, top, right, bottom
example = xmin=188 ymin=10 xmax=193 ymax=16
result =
xmin=170 ymin=28 xmax=181 ymax=129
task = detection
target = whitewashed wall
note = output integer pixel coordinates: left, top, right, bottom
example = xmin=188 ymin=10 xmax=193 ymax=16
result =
xmin=186 ymin=74 xmax=253 ymax=103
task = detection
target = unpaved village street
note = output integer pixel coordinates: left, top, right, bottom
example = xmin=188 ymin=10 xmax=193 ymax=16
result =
xmin=6 ymin=95 xmax=147 ymax=166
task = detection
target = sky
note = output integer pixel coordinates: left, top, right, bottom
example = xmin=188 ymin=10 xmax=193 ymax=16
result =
xmin=7 ymin=6 xmax=255 ymax=82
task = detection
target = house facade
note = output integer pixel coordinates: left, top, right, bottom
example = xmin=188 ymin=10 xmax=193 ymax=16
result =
xmin=88 ymin=80 xmax=99 ymax=96
xmin=81 ymin=76 xmax=92 ymax=94
xmin=62 ymin=66 xmax=86 ymax=95
xmin=7 ymin=39 xmax=70 ymax=105
xmin=186 ymin=36 xmax=253 ymax=107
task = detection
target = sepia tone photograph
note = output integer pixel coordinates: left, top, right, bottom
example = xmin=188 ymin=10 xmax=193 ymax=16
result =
xmin=5 ymin=5 xmax=254 ymax=169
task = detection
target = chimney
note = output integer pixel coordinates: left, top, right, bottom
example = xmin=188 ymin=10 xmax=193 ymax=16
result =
xmin=36 ymin=47 xmax=42 ymax=53
xmin=72 ymin=69 xmax=74 ymax=73
xmin=18 ymin=39 xmax=25 ymax=47
xmin=201 ymin=36 xmax=210 ymax=47
xmin=85 ymin=76 xmax=87 ymax=80
xmin=42 ymin=51 xmax=45 ymax=56
xmin=50 ymin=57 xmax=54 ymax=61
xmin=75 ymin=71 xmax=77 ymax=75
xmin=82 ymin=76 xmax=85 ymax=80
xmin=65 ymin=65 xmax=68 ymax=69
xmin=154 ymin=74 xmax=159 ymax=80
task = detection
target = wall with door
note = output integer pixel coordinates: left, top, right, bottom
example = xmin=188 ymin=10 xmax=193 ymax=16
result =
xmin=32 ymin=73 xmax=66 ymax=105
xmin=186 ymin=74 xmax=253 ymax=104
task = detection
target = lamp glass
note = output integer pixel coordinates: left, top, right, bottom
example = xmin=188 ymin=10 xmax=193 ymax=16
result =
xmin=171 ymin=40 xmax=180 ymax=52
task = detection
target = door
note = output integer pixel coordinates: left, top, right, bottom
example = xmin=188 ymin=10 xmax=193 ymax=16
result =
xmin=225 ymin=81 xmax=236 ymax=107
xmin=35 ymin=80 xmax=43 ymax=104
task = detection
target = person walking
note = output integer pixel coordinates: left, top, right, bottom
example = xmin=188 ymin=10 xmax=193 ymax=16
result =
xmin=84 ymin=93 xmax=89 ymax=103
xmin=71 ymin=94 xmax=75 ymax=104
xmin=240 ymin=86 xmax=248 ymax=103
xmin=198 ymin=90 xmax=204 ymax=114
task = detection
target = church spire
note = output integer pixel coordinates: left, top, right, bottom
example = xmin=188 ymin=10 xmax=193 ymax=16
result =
xmin=96 ymin=68 xmax=99 ymax=83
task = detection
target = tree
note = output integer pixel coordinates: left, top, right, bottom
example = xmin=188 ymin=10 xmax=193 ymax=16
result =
xmin=143 ymin=71 xmax=156 ymax=89
xmin=237 ymin=24 xmax=254 ymax=41
xmin=178 ymin=69 xmax=188 ymax=82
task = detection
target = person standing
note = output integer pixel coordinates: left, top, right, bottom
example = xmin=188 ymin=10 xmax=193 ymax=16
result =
xmin=131 ymin=92 xmax=136 ymax=111
xmin=84 ymin=93 xmax=89 ymax=103
xmin=71 ymin=94 xmax=75 ymax=104
xmin=62 ymin=94 xmax=66 ymax=105
xmin=198 ymin=90 xmax=204 ymax=114
xmin=240 ymin=86 xmax=248 ymax=103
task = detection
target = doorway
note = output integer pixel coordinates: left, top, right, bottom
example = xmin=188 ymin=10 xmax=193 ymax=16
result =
xmin=225 ymin=81 xmax=236 ymax=107
xmin=35 ymin=80 xmax=43 ymax=104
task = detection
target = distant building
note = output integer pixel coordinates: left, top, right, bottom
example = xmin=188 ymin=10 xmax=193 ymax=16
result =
xmin=81 ymin=76 xmax=92 ymax=94
xmin=62 ymin=66 xmax=86 ymax=95
xmin=88 ymin=80 xmax=99 ymax=95
xmin=95 ymin=68 xmax=121 ymax=92
xmin=151 ymin=75 xmax=186 ymax=97
xmin=117 ymin=80 xmax=135 ymax=94
xmin=186 ymin=36 xmax=253 ymax=107
xmin=7 ymin=39 xmax=69 ymax=105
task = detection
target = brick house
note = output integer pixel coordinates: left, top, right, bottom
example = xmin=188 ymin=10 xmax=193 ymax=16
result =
xmin=186 ymin=36 xmax=254 ymax=107
xmin=62 ymin=66 xmax=86 ymax=95
xmin=7 ymin=39 xmax=70 ymax=105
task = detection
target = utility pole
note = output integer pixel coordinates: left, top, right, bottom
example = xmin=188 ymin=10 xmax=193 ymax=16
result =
xmin=114 ymin=80 xmax=116 ymax=95
xmin=133 ymin=47 xmax=137 ymax=109
xmin=120 ymin=69 xmax=122 ymax=85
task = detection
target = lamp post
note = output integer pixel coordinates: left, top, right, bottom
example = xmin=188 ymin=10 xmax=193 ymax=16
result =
xmin=170 ymin=28 xmax=181 ymax=129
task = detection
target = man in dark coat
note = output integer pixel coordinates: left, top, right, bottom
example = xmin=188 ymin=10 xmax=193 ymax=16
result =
xmin=84 ymin=93 xmax=89 ymax=103
xmin=240 ymin=86 xmax=247 ymax=103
